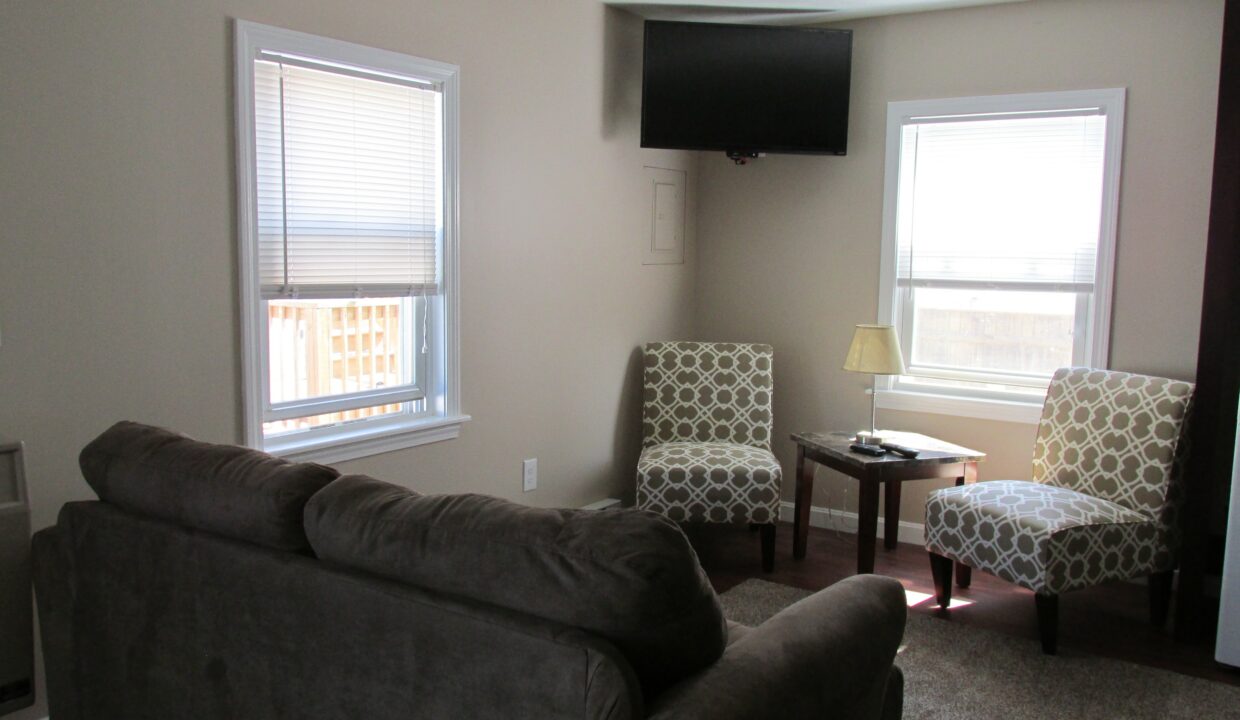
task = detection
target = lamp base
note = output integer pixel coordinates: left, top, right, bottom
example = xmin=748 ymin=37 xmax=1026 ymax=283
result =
xmin=855 ymin=431 xmax=885 ymax=446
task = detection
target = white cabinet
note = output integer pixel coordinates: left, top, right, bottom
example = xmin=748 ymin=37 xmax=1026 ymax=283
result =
xmin=0 ymin=440 xmax=32 ymax=713
xmin=1217 ymin=397 xmax=1240 ymax=667
xmin=641 ymin=166 xmax=686 ymax=265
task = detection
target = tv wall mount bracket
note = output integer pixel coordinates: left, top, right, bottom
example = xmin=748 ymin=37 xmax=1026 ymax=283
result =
xmin=726 ymin=150 xmax=763 ymax=165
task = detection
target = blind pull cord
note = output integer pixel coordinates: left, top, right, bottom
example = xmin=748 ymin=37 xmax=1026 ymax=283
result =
xmin=421 ymin=297 xmax=430 ymax=355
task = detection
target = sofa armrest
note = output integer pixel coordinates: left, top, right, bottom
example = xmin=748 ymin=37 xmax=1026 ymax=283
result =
xmin=32 ymin=525 xmax=80 ymax=720
xmin=646 ymin=575 xmax=907 ymax=720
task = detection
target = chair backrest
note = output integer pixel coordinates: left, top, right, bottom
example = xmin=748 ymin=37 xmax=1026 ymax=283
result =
xmin=642 ymin=341 xmax=774 ymax=450
xmin=1032 ymin=367 xmax=1194 ymax=522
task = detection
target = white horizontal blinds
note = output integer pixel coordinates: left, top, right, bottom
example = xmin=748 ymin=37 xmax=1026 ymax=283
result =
xmin=254 ymin=55 xmax=442 ymax=299
xmin=896 ymin=111 xmax=1107 ymax=290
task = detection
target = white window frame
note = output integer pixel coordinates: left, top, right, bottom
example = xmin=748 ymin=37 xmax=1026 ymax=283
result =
xmin=234 ymin=20 xmax=467 ymax=462
xmin=875 ymin=89 xmax=1125 ymax=424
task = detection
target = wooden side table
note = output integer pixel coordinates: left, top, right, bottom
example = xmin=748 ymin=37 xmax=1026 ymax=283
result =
xmin=791 ymin=431 xmax=985 ymax=576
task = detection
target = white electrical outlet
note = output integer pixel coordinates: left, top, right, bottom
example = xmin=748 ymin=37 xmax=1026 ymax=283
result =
xmin=522 ymin=458 xmax=537 ymax=492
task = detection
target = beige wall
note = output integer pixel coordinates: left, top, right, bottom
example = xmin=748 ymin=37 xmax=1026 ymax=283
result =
xmin=694 ymin=0 xmax=1223 ymax=522
xmin=0 ymin=0 xmax=698 ymax=534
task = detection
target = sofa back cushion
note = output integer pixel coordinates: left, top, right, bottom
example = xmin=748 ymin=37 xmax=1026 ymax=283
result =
xmin=304 ymin=474 xmax=727 ymax=699
xmin=79 ymin=421 xmax=338 ymax=552
xmin=36 ymin=501 xmax=643 ymax=719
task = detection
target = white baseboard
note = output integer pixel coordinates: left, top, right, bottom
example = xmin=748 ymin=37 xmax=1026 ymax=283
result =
xmin=588 ymin=496 xmax=926 ymax=544
xmin=778 ymin=500 xmax=925 ymax=546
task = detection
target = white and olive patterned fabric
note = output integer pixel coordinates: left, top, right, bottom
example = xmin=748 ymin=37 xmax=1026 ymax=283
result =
xmin=637 ymin=342 xmax=781 ymax=525
xmin=641 ymin=342 xmax=774 ymax=450
xmin=1032 ymin=367 xmax=1193 ymax=523
xmin=925 ymin=480 xmax=1172 ymax=594
xmin=925 ymin=368 xmax=1193 ymax=595
xmin=637 ymin=442 xmax=781 ymax=524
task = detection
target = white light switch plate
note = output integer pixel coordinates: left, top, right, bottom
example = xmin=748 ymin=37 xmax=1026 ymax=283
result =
xmin=522 ymin=458 xmax=537 ymax=492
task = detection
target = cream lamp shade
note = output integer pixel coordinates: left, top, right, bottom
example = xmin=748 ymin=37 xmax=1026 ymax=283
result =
xmin=843 ymin=324 xmax=907 ymax=376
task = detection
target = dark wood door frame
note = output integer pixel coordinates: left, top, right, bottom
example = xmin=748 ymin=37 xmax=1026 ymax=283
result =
xmin=1177 ymin=0 xmax=1240 ymax=641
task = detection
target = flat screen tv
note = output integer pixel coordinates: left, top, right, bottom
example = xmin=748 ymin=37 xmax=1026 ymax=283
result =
xmin=641 ymin=21 xmax=852 ymax=161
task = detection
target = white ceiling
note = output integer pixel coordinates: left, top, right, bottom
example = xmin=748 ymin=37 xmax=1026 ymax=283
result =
xmin=604 ymin=0 xmax=1030 ymax=25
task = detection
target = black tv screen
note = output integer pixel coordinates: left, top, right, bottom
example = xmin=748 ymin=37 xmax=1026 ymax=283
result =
xmin=641 ymin=21 xmax=852 ymax=157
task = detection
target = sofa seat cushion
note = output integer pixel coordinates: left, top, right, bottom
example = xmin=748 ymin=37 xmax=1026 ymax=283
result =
xmin=79 ymin=421 xmax=339 ymax=552
xmin=304 ymin=474 xmax=727 ymax=699
xmin=636 ymin=442 xmax=782 ymax=524
xmin=924 ymin=480 xmax=1171 ymax=595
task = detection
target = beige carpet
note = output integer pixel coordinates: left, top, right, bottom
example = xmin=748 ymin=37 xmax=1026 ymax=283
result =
xmin=719 ymin=578 xmax=1240 ymax=720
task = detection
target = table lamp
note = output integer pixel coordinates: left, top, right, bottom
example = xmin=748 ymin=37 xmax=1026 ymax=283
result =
xmin=842 ymin=324 xmax=906 ymax=445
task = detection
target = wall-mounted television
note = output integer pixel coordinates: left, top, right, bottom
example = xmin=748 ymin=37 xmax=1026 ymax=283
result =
xmin=640 ymin=21 xmax=852 ymax=162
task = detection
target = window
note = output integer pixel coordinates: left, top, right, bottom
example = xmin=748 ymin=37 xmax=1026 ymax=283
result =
xmin=235 ymin=21 xmax=465 ymax=461
xmin=876 ymin=90 xmax=1125 ymax=423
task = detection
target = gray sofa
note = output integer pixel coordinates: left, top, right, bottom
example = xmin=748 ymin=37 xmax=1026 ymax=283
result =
xmin=33 ymin=422 xmax=906 ymax=719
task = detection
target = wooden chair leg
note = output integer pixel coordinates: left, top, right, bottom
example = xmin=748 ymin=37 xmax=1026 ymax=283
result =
xmin=1149 ymin=570 xmax=1175 ymax=627
xmin=928 ymin=552 xmax=953 ymax=610
xmin=1035 ymin=593 xmax=1059 ymax=655
xmin=956 ymin=564 xmax=972 ymax=588
xmin=759 ymin=523 xmax=776 ymax=572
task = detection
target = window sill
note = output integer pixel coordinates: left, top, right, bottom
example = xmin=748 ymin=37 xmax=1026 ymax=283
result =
xmin=264 ymin=414 xmax=471 ymax=464
xmin=875 ymin=389 xmax=1042 ymax=425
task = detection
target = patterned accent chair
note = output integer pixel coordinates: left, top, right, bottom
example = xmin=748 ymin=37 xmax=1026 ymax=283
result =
xmin=924 ymin=367 xmax=1194 ymax=654
xmin=636 ymin=342 xmax=781 ymax=571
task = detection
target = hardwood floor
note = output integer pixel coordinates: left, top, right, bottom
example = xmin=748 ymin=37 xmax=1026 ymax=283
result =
xmin=687 ymin=521 xmax=1240 ymax=687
